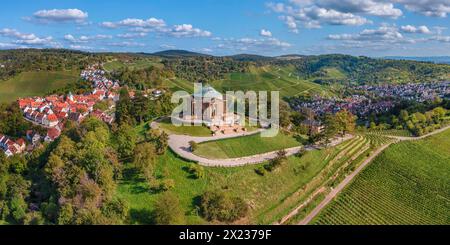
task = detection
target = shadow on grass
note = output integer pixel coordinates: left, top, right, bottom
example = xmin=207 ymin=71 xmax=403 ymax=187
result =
xmin=294 ymin=134 xmax=309 ymax=145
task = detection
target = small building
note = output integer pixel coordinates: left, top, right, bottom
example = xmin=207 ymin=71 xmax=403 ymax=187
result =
xmin=45 ymin=128 xmax=61 ymax=142
xmin=301 ymin=119 xmax=324 ymax=135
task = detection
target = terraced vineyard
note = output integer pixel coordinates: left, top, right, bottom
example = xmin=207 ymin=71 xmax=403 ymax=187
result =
xmin=256 ymin=134 xmax=392 ymax=224
xmin=277 ymin=134 xmax=393 ymax=224
xmin=311 ymin=129 xmax=450 ymax=225
xmin=366 ymin=129 xmax=413 ymax=137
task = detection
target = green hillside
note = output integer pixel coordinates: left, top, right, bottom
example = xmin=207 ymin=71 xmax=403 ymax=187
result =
xmin=312 ymin=129 xmax=450 ymax=225
xmin=0 ymin=70 xmax=79 ymax=103
xmin=210 ymin=65 xmax=332 ymax=98
xmin=103 ymin=58 xmax=163 ymax=72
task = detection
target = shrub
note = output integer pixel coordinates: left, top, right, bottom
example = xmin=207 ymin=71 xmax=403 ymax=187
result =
xmin=153 ymin=192 xmax=185 ymax=225
xmin=199 ymin=190 xmax=248 ymax=222
xmin=188 ymin=164 xmax=205 ymax=179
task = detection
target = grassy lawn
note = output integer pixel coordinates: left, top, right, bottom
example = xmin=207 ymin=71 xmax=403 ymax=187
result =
xmin=0 ymin=70 xmax=79 ymax=103
xmin=158 ymin=118 xmax=212 ymax=136
xmin=118 ymin=142 xmax=343 ymax=224
xmin=194 ymin=132 xmax=301 ymax=159
xmin=312 ymin=129 xmax=450 ymax=225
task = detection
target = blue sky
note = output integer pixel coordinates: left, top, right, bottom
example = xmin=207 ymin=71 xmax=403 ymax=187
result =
xmin=1 ymin=0 xmax=450 ymax=56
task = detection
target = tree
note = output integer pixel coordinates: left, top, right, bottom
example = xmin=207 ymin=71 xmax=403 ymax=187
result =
xmin=432 ymin=107 xmax=446 ymax=120
xmin=145 ymin=129 xmax=169 ymax=155
xmin=335 ymin=109 xmax=356 ymax=135
xmin=199 ymin=190 xmax=248 ymax=222
xmin=133 ymin=143 xmax=157 ymax=183
xmin=116 ymin=88 xmax=135 ymax=126
xmin=57 ymin=203 xmax=74 ymax=225
xmin=153 ymin=192 xmax=185 ymax=225
xmin=400 ymin=110 xmax=409 ymax=122
xmin=101 ymin=198 xmax=129 ymax=224
xmin=9 ymin=195 xmax=27 ymax=223
xmin=115 ymin=124 xmax=137 ymax=159
xmin=323 ymin=113 xmax=339 ymax=143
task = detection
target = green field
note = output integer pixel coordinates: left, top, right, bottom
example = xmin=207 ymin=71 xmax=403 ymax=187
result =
xmin=210 ymin=65 xmax=332 ymax=98
xmin=161 ymin=78 xmax=195 ymax=93
xmin=0 ymin=70 xmax=79 ymax=103
xmin=312 ymin=129 xmax=450 ymax=225
xmin=103 ymin=58 xmax=163 ymax=72
xmin=194 ymin=132 xmax=301 ymax=159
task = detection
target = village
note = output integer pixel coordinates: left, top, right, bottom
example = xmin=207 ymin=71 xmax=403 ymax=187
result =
xmin=290 ymin=81 xmax=450 ymax=120
xmin=1 ymin=65 xmax=122 ymax=157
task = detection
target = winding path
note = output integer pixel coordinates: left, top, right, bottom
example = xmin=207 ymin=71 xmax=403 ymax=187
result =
xmin=296 ymin=125 xmax=450 ymax=225
xmin=151 ymin=120 xmax=353 ymax=167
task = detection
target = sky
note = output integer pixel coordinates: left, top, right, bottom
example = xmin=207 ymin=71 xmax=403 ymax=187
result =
xmin=0 ymin=0 xmax=450 ymax=57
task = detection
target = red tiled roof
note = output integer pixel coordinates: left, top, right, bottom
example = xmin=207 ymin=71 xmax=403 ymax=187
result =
xmin=47 ymin=128 xmax=61 ymax=140
xmin=16 ymin=138 xmax=26 ymax=146
xmin=47 ymin=114 xmax=58 ymax=122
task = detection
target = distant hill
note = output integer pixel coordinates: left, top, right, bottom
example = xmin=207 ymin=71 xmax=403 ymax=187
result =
xmin=276 ymin=54 xmax=306 ymax=60
xmin=227 ymin=54 xmax=273 ymax=62
xmin=151 ymin=50 xmax=211 ymax=58
xmin=384 ymin=56 xmax=450 ymax=64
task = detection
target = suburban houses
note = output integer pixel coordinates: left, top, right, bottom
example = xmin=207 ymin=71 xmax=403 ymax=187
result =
xmin=1 ymin=65 xmax=119 ymax=157
xmin=290 ymin=81 xmax=450 ymax=121
xmin=0 ymin=134 xmax=26 ymax=157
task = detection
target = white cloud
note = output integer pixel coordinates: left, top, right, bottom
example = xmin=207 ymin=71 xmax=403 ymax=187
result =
xmin=100 ymin=17 xmax=166 ymax=29
xmin=400 ymin=25 xmax=432 ymax=34
xmin=160 ymin=44 xmax=176 ymax=49
xmin=15 ymin=36 xmax=53 ymax=45
xmin=0 ymin=28 xmax=55 ymax=47
xmin=315 ymin=0 xmax=403 ymax=18
xmin=260 ymin=29 xmax=273 ymax=37
xmin=69 ymin=44 xmax=93 ymax=50
xmin=301 ymin=6 xmax=371 ymax=26
xmin=326 ymin=25 xmax=431 ymax=49
xmin=107 ymin=41 xmax=145 ymax=47
xmin=168 ymin=24 xmax=212 ymax=37
xmin=100 ymin=17 xmax=211 ymax=38
xmin=117 ymin=32 xmax=148 ymax=39
xmin=33 ymin=9 xmax=88 ymax=23
xmin=282 ymin=16 xmax=299 ymax=33
xmin=200 ymin=48 xmax=213 ymax=53
xmin=431 ymin=35 xmax=450 ymax=42
xmin=0 ymin=42 xmax=24 ymax=49
xmin=64 ymin=34 xmax=112 ymax=43
xmin=268 ymin=2 xmax=372 ymax=30
xmin=216 ymin=37 xmax=292 ymax=52
xmin=393 ymin=0 xmax=450 ymax=17
xmin=328 ymin=25 xmax=405 ymax=42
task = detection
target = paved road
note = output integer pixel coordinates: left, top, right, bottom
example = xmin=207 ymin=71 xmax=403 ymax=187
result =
xmin=297 ymin=125 xmax=450 ymax=225
xmin=151 ymin=120 xmax=353 ymax=167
